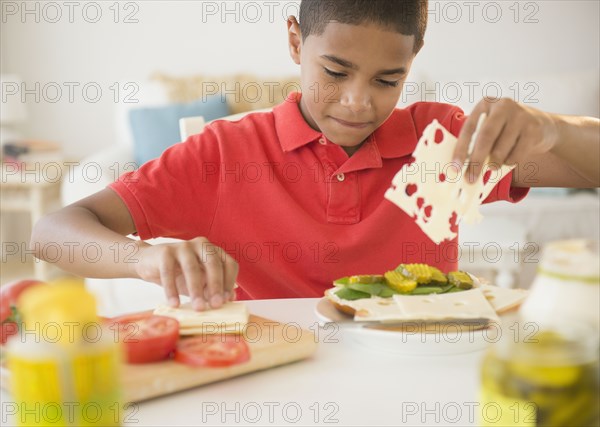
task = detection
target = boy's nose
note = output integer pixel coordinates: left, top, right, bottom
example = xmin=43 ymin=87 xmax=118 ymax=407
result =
xmin=339 ymin=85 xmax=372 ymax=114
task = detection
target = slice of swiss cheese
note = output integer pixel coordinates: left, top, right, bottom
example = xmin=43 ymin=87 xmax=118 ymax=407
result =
xmin=154 ymin=302 xmax=249 ymax=335
xmin=391 ymin=289 xmax=500 ymax=322
xmin=384 ymin=118 xmax=514 ymax=244
xmin=326 ymin=286 xmax=528 ymax=323
xmin=349 ymin=289 xmax=499 ymax=323
xmin=478 ymin=284 xmax=529 ymax=313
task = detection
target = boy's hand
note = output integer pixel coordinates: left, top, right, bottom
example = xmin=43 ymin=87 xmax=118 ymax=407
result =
xmin=453 ymin=97 xmax=559 ymax=182
xmin=134 ymin=237 xmax=239 ymax=311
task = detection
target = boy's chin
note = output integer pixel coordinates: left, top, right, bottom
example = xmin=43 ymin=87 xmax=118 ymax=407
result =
xmin=323 ymin=129 xmax=370 ymax=148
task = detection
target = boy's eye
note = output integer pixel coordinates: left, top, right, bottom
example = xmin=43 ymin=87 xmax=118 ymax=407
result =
xmin=323 ymin=67 xmax=399 ymax=88
xmin=324 ymin=68 xmax=346 ymax=79
xmin=377 ymin=79 xmax=400 ymax=88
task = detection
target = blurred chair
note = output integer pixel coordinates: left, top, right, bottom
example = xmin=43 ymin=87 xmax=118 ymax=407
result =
xmin=179 ymin=108 xmax=271 ymax=140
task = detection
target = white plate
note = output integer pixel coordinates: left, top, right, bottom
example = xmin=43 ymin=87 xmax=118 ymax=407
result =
xmin=315 ymin=298 xmax=495 ymax=356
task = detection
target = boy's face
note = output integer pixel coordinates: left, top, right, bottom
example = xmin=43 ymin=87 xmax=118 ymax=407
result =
xmin=288 ymin=20 xmax=417 ymax=155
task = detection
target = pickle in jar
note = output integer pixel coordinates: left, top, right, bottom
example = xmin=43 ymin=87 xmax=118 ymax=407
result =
xmin=481 ymin=329 xmax=600 ymax=427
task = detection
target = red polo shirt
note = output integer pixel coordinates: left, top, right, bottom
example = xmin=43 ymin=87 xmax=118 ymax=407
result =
xmin=110 ymin=92 xmax=528 ymax=300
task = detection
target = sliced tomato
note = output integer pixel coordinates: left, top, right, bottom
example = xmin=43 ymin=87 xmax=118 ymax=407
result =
xmin=111 ymin=313 xmax=179 ymax=364
xmin=0 ymin=322 xmax=19 ymax=344
xmin=175 ymin=335 xmax=251 ymax=368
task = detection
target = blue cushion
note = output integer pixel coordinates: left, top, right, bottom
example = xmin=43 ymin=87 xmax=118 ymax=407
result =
xmin=129 ymin=95 xmax=230 ymax=166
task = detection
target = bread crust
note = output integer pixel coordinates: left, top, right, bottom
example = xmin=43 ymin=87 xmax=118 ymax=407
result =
xmin=330 ymin=299 xmax=356 ymax=316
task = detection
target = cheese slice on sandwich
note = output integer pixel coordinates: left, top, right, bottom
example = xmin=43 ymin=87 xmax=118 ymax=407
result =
xmin=328 ymin=285 xmax=502 ymax=324
xmin=350 ymin=289 xmax=499 ymax=323
xmin=154 ymin=302 xmax=249 ymax=335
xmin=478 ymin=284 xmax=529 ymax=313
xmin=391 ymin=289 xmax=500 ymax=322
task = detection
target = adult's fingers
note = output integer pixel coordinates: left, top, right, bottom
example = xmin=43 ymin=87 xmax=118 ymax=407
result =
xmin=488 ymin=121 xmax=522 ymax=168
xmin=177 ymin=243 xmax=207 ymax=310
xmin=197 ymin=241 xmax=225 ymax=309
xmin=466 ymin=108 xmax=507 ymax=182
xmin=222 ymin=252 xmax=239 ymax=294
xmin=158 ymin=247 xmax=180 ymax=307
xmin=453 ymin=100 xmax=489 ymax=165
xmin=504 ymin=134 xmax=529 ymax=167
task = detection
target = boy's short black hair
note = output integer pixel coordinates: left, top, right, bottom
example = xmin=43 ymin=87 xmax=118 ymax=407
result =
xmin=299 ymin=0 xmax=428 ymax=53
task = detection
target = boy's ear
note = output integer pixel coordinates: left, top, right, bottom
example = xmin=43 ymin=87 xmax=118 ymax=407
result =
xmin=287 ymin=16 xmax=302 ymax=65
xmin=415 ymin=39 xmax=425 ymax=55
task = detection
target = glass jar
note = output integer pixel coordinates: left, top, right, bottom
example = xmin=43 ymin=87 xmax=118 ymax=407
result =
xmin=520 ymin=239 xmax=599 ymax=330
xmin=480 ymin=317 xmax=599 ymax=426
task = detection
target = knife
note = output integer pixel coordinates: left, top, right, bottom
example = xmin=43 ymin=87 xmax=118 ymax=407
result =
xmin=319 ymin=317 xmax=492 ymax=331
xmin=464 ymin=112 xmax=487 ymax=171
xmin=316 ymin=299 xmax=493 ymax=331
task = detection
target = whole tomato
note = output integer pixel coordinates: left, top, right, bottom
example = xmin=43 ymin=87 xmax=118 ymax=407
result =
xmin=1 ymin=279 xmax=45 ymax=323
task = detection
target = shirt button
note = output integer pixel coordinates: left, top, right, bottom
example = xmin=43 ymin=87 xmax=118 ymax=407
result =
xmin=336 ymin=173 xmax=345 ymax=182
xmin=318 ymin=137 xmax=327 ymax=145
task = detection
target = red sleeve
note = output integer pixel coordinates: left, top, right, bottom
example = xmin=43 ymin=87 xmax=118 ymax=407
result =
xmin=109 ymin=126 xmax=222 ymax=241
xmin=448 ymin=107 xmax=530 ymax=204
xmin=409 ymin=102 xmax=466 ymax=136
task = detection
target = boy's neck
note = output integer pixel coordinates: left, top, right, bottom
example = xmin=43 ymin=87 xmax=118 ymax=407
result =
xmin=342 ymin=143 xmax=363 ymax=157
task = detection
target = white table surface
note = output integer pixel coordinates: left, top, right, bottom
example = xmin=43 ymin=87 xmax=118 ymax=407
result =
xmin=1 ymin=297 xmax=487 ymax=427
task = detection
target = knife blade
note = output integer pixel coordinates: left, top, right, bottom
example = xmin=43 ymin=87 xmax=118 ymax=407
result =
xmin=319 ymin=317 xmax=492 ymax=331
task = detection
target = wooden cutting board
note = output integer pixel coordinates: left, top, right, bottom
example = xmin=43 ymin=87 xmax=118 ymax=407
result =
xmin=1 ymin=315 xmax=318 ymax=403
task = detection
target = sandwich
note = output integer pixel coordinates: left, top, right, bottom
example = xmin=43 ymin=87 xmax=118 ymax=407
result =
xmin=325 ymin=263 xmax=529 ymax=330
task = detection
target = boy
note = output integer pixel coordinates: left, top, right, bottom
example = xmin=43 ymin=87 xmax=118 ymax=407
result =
xmin=32 ymin=0 xmax=599 ymax=311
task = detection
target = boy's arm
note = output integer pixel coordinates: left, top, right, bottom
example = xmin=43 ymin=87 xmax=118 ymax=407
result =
xmin=31 ymin=188 xmax=142 ymax=278
xmin=452 ymin=98 xmax=600 ymax=188
xmin=31 ymin=188 xmax=236 ymax=310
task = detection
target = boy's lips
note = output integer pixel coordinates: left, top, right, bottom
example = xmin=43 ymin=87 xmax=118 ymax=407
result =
xmin=330 ymin=116 xmax=372 ymax=129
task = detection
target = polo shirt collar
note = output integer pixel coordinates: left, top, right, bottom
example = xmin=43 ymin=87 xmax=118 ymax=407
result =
xmin=274 ymin=92 xmax=417 ymax=160
xmin=273 ymin=92 xmax=322 ymax=152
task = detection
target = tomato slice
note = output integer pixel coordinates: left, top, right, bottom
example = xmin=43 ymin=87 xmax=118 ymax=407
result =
xmin=175 ymin=335 xmax=251 ymax=367
xmin=111 ymin=313 xmax=179 ymax=364
xmin=0 ymin=322 xmax=19 ymax=344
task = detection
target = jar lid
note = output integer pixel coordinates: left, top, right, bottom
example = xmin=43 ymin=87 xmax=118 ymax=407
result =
xmin=539 ymin=239 xmax=599 ymax=283
xmin=18 ymin=279 xmax=99 ymax=346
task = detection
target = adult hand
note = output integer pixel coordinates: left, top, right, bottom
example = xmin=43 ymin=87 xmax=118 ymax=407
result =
xmin=453 ymin=97 xmax=559 ymax=182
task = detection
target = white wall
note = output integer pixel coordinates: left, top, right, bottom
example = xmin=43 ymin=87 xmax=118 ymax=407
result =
xmin=1 ymin=0 xmax=598 ymax=159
